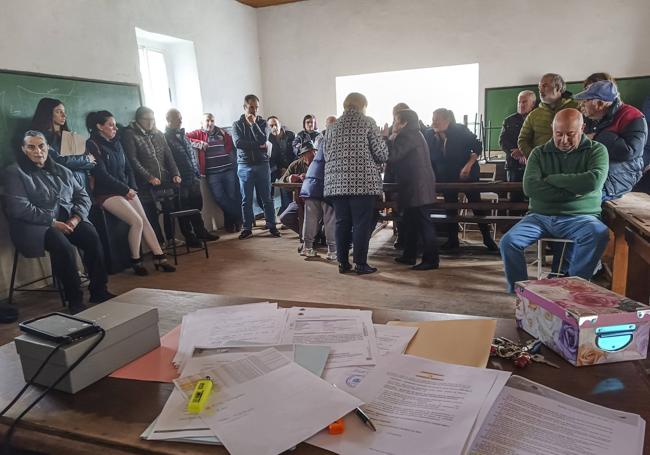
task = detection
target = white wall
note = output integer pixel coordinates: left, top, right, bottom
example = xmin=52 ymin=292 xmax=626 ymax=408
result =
xmin=257 ymin=0 xmax=650 ymax=132
xmin=0 ymin=0 xmax=261 ymax=296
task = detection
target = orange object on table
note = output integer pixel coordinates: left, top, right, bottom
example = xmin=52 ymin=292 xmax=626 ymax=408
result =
xmin=328 ymin=418 xmax=345 ymax=435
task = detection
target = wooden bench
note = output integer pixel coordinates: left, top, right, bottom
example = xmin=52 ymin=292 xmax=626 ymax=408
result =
xmin=602 ymin=192 xmax=650 ymax=303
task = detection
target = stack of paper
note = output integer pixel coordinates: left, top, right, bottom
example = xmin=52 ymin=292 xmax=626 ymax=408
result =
xmin=309 ymin=353 xmax=511 ymax=455
xmin=144 ymin=347 xmax=362 ymax=455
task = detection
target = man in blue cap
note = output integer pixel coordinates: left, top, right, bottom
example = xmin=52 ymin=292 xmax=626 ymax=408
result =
xmin=575 ymin=80 xmax=647 ymax=200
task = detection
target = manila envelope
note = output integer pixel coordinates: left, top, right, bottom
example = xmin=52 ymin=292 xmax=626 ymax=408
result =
xmin=387 ymin=319 xmax=496 ymax=368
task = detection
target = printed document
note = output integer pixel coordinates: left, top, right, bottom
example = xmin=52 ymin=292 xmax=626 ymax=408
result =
xmin=309 ymin=353 xmax=510 ymax=455
xmin=468 ymin=376 xmax=646 ymax=455
xmin=282 ymin=307 xmax=378 ymax=368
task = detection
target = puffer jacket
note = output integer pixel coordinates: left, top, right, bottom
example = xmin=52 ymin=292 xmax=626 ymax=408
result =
xmin=323 ymin=109 xmax=388 ymax=197
xmin=232 ymin=115 xmax=269 ymax=165
xmin=591 ymin=99 xmax=648 ymax=199
xmin=121 ymin=122 xmax=179 ymax=199
xmin=87 ymin=132 xmax=136 ymax=199
xmin=300 ymin=139 xmax=326 ymax=199
xmin=518 ymin=97 xmax=579 ymax=157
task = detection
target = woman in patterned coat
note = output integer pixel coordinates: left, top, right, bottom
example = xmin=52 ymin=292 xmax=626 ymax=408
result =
xmin=324 ymin=92 xmax=388 ymax=275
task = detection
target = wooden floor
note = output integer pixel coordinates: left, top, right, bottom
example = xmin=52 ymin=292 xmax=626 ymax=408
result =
xmin=0 ymin=225 xmax=522 ymax=345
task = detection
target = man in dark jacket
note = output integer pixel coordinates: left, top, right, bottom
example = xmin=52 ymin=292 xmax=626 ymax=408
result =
xmin=575 ymin=80 xmax=648 ymax=200
xmin=165 ymin=109 xmax=218 ymax=247
xmin=389 ymin=110 xmax=439 ymax=270
xmin=500 ymin=91 xmax=537 ymax=185
xmin=428 ymin=108 xmax=498 ymax=251
xmin=122 ymin=106 xmax=181 ymax=244
xmin=232 ymin=94 xmax=280 ymax=239
xmin=4 ymin=131 xmax=113 ymax=314
xmin=267 ymin=116 xmax=296 ymax=215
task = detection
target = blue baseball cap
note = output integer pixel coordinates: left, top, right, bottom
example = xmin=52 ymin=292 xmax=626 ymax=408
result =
xmin=574 ymin=80 xmax=619 ymax=102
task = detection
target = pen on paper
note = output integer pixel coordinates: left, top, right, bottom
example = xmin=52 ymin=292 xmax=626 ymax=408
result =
xmin=332 ymin=384 xmax=376 ymax=431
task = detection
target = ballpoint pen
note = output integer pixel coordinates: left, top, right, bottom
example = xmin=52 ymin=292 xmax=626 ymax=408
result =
xmin=354 ymin=406 xmax=377 ymax=432
xmin=332 ymin=384 xmax=377 ymax=431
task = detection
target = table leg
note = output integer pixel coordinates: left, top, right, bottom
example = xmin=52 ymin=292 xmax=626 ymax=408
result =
xmin=610 ymin=217 xmax=629 ymax=295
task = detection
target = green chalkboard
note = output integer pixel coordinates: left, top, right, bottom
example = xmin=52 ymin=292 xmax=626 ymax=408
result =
xmin=0 ymin=70 xmax=141 ymax=167
xmin=484 ymin=75 xmax=650 ymax=152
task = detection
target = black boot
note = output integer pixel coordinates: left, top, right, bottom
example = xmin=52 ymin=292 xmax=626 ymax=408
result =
xmin=481 ymin=228 xmax=499 ymax=251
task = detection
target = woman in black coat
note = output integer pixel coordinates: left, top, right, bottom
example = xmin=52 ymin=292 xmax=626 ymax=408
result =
xmin=388 ymin=110 xmax=439 ymax=269
xmin=86 ymin=111 xmax=174 ymax=274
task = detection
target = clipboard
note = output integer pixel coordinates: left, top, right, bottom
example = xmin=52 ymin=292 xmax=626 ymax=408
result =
xmin=60 ymin=131 xmax=87 ymax=156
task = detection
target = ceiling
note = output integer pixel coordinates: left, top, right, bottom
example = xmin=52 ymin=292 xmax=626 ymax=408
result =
xmin=237 ymin=0 xmax=305 ymax=7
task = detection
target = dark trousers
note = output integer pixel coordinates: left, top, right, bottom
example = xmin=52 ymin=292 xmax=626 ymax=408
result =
xmin=402 ymin=206 xmax=439 ymax=265
xmin=177 ymin=184 xmax=209 ymax=240
xmin=331 ymin=195 xmax=375 ymax=266
xmin=44 ymin=221 xmax=108 ymax=304
xmin=507 ymin=167 xmax=527 ymax=216
xmin=279 ymin=201 xmax=301 ymax=236
xmin=443 ymin=190 xmax=491 ymax=243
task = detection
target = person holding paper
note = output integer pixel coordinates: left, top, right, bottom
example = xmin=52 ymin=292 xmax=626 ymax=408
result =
xmin=86 ymin=110 xmax=174 ymax=275
xmin=30 ymin=97 xmax=96 ymax=189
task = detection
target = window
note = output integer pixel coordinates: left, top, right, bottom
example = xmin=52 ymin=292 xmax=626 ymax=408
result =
xmin=135 ymin=28 xmax=203 ymax=129
xmin=335 ymin=63 xmax=479 ymax=131
xmin=138 ymin=46 xmax=172 ymax=127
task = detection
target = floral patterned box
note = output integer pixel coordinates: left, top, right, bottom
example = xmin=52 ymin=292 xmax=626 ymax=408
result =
xmin=515 ymin=277 xmax=650 ymax=366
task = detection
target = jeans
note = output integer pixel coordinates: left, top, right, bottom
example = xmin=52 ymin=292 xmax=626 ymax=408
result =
xmin=44 ymin=221 xmax=108 ymax=305
xmin=238 ymin=163 xmax=276 ymax=230
xmin=402 ymin=205 xmax=439 ymax=265
xmin=499 ymin=213 xmax=609 ymax=293
xmin=331 ymin=195 xmax=376 ymax=266
xmin=207 ymin=171 xmax=243 ymax=229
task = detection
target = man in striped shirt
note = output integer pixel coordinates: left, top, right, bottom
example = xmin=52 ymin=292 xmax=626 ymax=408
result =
xmin=187 ymin=114 xmax=242 ymax=233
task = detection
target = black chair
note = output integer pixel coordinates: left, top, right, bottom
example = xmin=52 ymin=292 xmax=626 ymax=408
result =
xmin=152 ymin=187 xmax=208 ymax=265
xmin=8 ymin=249 xmax=66 ymax=307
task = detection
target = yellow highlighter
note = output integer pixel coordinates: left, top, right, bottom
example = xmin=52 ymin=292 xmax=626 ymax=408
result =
xmin=187 ymin=377 xmax=214 ymax=414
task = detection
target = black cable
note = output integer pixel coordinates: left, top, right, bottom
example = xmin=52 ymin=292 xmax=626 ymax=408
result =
xmin=2 ymin=328 xmax=106 ymax=455
xmin=0 ymin=341 xmax=65 ymax=418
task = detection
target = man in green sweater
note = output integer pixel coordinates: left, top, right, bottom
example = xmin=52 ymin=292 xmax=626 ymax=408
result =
xmin=518 ymin=73 xmax=578 ymax=157
xmin=500 ymin=109 xmax=610 ymax=292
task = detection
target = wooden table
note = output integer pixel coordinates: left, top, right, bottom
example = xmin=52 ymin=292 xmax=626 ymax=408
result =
xmin=603 ymin=192 xmax=650 ymax=303
xmin=1 ymin=289 xmax=649 ymax=454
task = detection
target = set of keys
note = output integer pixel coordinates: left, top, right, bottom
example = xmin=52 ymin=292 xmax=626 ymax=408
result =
xmin=491 ymin=337 xmax=560 ymax=369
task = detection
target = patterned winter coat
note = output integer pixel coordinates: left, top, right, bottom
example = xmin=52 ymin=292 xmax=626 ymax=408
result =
xmin=323 ymin=109 xmax=388 ymax=197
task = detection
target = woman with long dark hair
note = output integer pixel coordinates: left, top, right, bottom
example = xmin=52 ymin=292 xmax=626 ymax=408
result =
xmin=86 ymin=111 xmax=175 ymax=274
xmin=30 ymin=97 xmax=96 ymax=188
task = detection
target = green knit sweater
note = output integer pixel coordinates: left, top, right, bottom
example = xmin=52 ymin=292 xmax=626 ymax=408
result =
xmin=523 ymin=135 xmax=609 ymax=216
xmin=518 ymin=97 xmax=579 ymax=157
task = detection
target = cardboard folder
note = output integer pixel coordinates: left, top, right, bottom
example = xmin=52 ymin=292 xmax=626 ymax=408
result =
xmin=387 ymin=319 xmax=496 ymax=368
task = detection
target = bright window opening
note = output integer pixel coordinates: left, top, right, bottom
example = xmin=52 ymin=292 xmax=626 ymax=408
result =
xmin=135 ymin=28 xmax=203 ymax=129
xmin=335 ymin=63 xmax=479 ymax=130
xmin=138 ymin=47 xmax=172 ymax=126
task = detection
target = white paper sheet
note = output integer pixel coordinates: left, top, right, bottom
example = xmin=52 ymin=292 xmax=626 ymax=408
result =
xmin=309 ymin=354 xmax=511 ymax=455
xmin=173 ymin=303 xmax=285 ymax=369
xmin=203 ymin=359 xmax=363 ymax=455
xmin=282 ymin=307 xmax=378 ymax=369
xmin=321 ymin=324 xmax=418 ymax=392
xmin=468 ymin=376 xmax=646 ymax=455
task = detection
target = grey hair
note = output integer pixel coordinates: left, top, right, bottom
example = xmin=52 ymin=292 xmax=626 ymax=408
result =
xmin=519 ymin=90 xmax=537 ymax=101
xmin=542 ymin=73 xmax=566 ymax=93
xmin=23 ymin=130 xmax=48 ymax=145
xmin=433 ymin=108 xmax=456 ymax=124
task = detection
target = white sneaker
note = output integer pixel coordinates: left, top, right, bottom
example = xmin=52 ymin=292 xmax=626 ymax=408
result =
xmin=326 ymin=252 xmax=337 ymax=261
xmin=304 ymin=248 xmax=319 ymax=257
